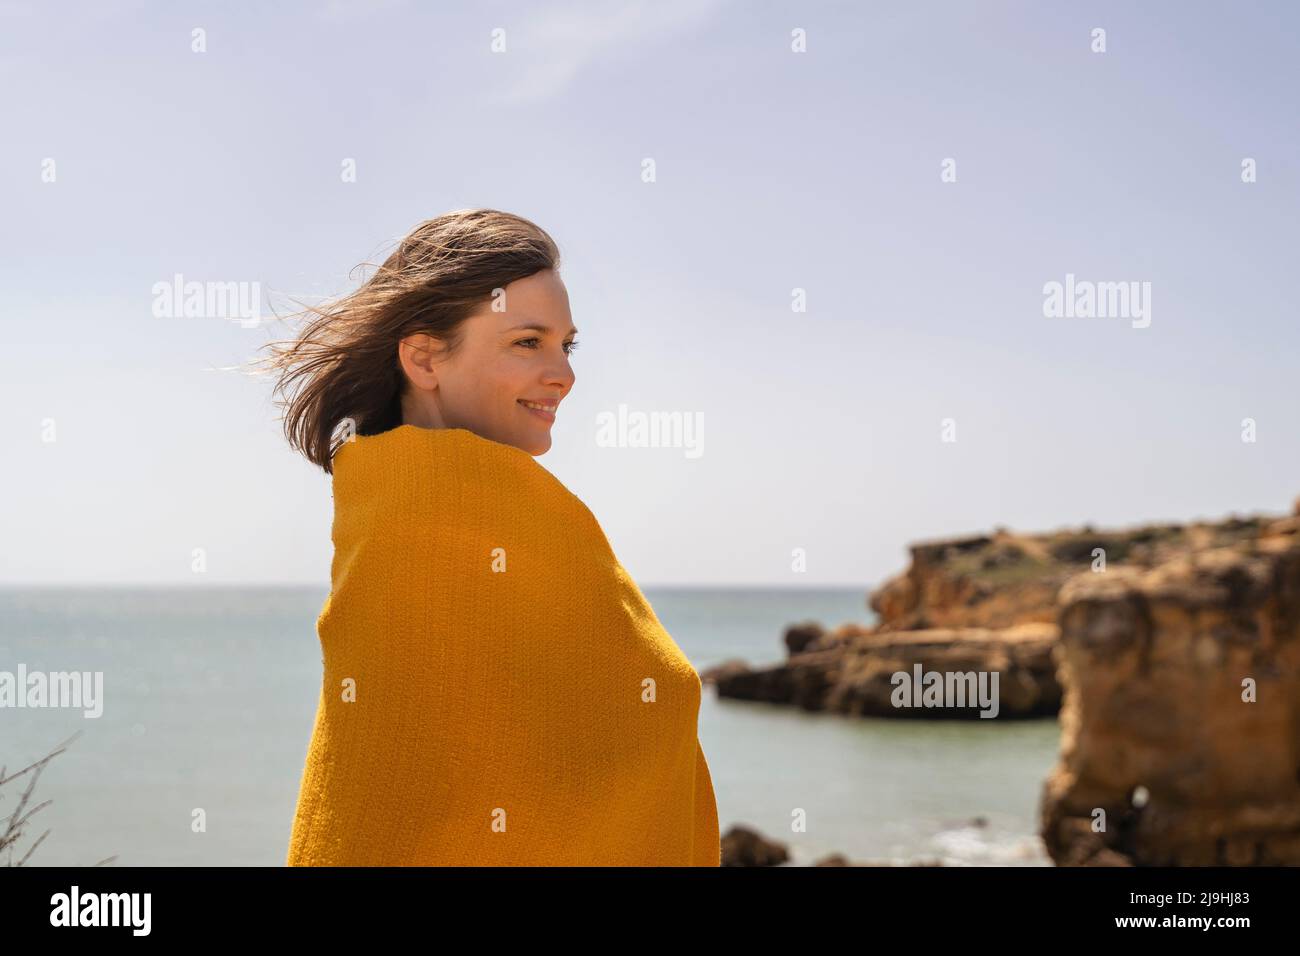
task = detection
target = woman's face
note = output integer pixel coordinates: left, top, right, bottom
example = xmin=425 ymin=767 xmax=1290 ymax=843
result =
xmin=398 ymin=268 xmax=578 ymax=455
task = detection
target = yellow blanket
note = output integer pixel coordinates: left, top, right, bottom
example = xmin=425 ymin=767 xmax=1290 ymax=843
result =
xmin=286 ymin=424 xmax=720 ymax=865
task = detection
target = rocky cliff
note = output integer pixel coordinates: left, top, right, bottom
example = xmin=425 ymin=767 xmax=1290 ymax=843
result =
xmin=1039 ymin=509 xmax=1300 ymax=864
xmin=704 ymin=499 xmax=1300 ymax=863
xmin=705 ymin=507 xmax=1294 ymax=724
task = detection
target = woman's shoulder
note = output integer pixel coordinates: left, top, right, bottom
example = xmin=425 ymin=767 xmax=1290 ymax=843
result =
xmin=330 ymin=424 xmax=598 ymax=529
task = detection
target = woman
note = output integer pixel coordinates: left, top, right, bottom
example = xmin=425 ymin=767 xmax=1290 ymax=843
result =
xmin=265 ymin=209 xmax=720 ymax=866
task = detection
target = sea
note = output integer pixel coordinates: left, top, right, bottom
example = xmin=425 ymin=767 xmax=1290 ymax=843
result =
xmin=0 ymin=586 xmax=1058 ymax=866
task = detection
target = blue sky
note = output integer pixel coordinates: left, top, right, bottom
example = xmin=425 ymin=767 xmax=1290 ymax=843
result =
xmin=2 ymin=0 xmax=1297 ymax=586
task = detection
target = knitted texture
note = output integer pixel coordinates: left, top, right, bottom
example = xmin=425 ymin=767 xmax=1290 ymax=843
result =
xmin=286 ymin=424 xmax=720 ymax=865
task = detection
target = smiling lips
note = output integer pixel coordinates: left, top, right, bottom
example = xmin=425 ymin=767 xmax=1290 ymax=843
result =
xmin=518 ymin=398 xmax=559 ymax=423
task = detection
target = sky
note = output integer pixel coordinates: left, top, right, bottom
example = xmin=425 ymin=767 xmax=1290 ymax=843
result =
xmin=1 ymin=0 xmax=1297 ymax=587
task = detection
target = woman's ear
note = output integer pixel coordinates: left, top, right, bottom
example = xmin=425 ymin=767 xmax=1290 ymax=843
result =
xmin=398 ymin=333 xmax=444 ymax=392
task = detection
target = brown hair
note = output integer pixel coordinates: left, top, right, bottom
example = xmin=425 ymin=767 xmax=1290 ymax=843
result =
xmin=259 ymin=209 xmax=561 ymax=474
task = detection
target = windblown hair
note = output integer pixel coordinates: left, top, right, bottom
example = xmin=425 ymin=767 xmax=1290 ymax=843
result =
xmin=259 ymin=209 xmax=561 ymax=474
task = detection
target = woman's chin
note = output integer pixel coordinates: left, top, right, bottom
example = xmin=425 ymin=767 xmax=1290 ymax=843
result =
xmin=522 ymin=432 xmax=552 ymax=456
xmin=504 ymin=427 xmax=551 ymax=456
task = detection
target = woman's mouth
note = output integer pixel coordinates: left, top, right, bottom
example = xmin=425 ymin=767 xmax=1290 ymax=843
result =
xmin=518 ymin=399 xmax=557 ymax=423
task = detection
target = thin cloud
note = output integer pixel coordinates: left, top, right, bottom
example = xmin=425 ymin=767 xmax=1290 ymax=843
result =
xmin=318 ymin=0 xmax=409 ymax=24
xmin=486 ymin=0 xmax=733 ymax=106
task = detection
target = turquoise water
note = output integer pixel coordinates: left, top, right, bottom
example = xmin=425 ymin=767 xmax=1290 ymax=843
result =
xmin=0 ymin=587 xmax=1058 ymax=866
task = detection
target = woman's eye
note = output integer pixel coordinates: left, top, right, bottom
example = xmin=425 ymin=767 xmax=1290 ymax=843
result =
xmin=515 ymin=337 xmax=580 ymax=355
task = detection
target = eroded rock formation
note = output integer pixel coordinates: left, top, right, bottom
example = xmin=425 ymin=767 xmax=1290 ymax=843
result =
xmin=704 ymin=507 xmax=1291 ymax=725
xmin=709 ymin=500 xmax=1300 ymax=863
xmin=705 ymin=624 xmax=1058 ymax=718
xmin=1039 ymin=511 xmax=1300 ymax=865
